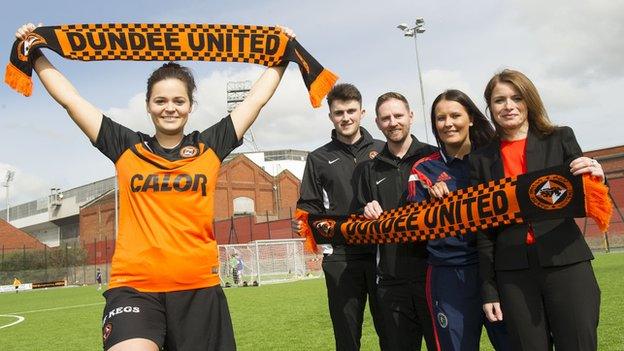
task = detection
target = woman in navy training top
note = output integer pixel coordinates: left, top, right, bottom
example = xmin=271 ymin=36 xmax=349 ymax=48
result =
xmin=407 ymin=90 xmax=511 ymax=351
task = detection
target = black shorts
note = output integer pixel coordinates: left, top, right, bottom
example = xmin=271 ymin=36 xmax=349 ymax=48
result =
xmin=102 ymin=285 xmax=235 ymax=351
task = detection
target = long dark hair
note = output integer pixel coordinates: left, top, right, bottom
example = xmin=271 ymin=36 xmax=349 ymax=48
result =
xmin=430 ymin=89 xmax=496 ymax=149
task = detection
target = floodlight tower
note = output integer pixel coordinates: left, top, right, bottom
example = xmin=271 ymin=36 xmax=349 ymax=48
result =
xmin=227 ymin=80 xmax=259 ymax=151
xmin=2 ymin=170 xmax=15 ymax=223
xmin=397 ymin=18 xmax=430 ymax=143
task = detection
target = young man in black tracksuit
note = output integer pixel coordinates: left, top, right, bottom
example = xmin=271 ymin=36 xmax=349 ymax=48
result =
xmin=296 ymin=83 xmax=386 ymax=351
xmin=357 ymin=92 xmax=437 ymax=351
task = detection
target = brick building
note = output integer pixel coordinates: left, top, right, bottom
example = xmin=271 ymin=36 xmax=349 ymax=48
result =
xmin=214 ymin=155 xmax=300 ymax=220
xmin=79 ymin=155 xmax=301 ymax=248
xmin=585 ymin=145 xmax=624 ymax=205
xmin=78 ymin=191 xmax=116 ymax=265
xmin=578 ymin=146 xmax=624 ymax=245
xmin=0 ymin=220 xmax=47 ymax=252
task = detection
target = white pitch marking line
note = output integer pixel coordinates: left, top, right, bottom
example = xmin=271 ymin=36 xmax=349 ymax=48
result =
xmin=6 ymin=301 xmax=105 ymax=315
xmin=0 ymin=302 xmax=105 ymax=331
xmin=0 ymin=315 xmax=25 ymax=329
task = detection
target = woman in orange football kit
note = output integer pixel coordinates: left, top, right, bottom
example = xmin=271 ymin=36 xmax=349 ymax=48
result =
xmin=16 ymin=22 xmax=294 ymax=351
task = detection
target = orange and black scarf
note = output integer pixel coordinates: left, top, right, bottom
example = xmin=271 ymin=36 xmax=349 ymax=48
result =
xmin=296 ymin=165 xmax=611 ymax=253
xmin=5 ymin=23 xmax=337 ymax=107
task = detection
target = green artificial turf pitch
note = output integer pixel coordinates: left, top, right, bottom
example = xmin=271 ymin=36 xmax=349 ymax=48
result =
xmin=1 ymin=252 xmax=622 ymax=350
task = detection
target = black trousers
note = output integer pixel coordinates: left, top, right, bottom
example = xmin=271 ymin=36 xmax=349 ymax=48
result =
xmin=496 ymin=245 xmax=600 ymax=351
xmin=376 ymin=280 xmax=436 ymax=351
xmin=322 ymin=257 xmax=387 ymax=351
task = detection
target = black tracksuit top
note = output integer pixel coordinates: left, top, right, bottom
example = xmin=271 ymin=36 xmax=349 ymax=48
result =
xmin=354 ymin=136 xmax=437 ymax=283
xmin=297 ymin=127 xmax=384 ymax=260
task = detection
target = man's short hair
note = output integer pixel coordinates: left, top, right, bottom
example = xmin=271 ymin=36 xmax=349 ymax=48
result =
xmin=326 ymin=83 xmax=362 ymax=107
xmin=375 ymin=92 xmax=410 ymax=116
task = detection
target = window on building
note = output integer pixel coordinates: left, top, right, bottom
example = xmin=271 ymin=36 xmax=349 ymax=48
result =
xmin=233 ymin=197 xmax=254 ymax=215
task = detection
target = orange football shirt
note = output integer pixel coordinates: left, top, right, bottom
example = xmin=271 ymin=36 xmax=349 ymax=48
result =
xmin=95 ymin=115 xmax=240 ymax=292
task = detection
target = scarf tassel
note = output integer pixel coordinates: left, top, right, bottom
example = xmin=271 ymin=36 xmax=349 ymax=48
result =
xmin=582 ymin=174 xmax=612 ymax=233
xmin=294 ymin=209 xmax=319 ymax=254
xmin=308 ymin=68 xmax=338 ymax=108
xmin=4 ymin=62 xmax=32 ymax=97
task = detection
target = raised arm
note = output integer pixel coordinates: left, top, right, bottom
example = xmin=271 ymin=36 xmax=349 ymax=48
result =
xmin=17 ymin=23 xmax=102 ymax=142
xmin=230 ymin=26 xmax=295 ymax=140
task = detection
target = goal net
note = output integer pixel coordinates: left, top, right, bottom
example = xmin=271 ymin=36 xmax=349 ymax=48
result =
xmin=218 ymin=238 xmax=308 ymax=286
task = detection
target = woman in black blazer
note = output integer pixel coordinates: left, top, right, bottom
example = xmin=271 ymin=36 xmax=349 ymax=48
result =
xmin=470 ymin=69 xmax=605 ymax=351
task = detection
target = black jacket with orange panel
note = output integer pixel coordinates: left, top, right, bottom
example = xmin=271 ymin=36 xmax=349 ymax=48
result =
xmin=297 ymin=127 xmax=384 ymax=260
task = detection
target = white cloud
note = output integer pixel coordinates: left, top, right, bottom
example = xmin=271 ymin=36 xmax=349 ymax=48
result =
xmin=532 ymin=76 xmax=586 ymax=113
xmin=247 ymin=68 xmax=331 ymax=150
xmin=423 ymin=69 xmax=474 ymax=101
xmin=511 ymin=0 xmax=624 ymax=81
xmin=538 ymin=76 xmax=624 ymax=150
xmin=103 ymin=66 xmax=330 ymax=151
xmin=0 ymin=163 xmax=49 ymax=206
xmin=104 ymin=94 xmax=149 ymax=133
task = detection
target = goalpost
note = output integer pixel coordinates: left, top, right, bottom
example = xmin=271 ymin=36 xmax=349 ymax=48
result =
xmin=218 ymin=238 xmax=308 ymax=286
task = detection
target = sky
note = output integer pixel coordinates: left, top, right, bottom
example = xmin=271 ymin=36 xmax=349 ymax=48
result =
xmin=0 ymin=0 xmax=622 ymax=206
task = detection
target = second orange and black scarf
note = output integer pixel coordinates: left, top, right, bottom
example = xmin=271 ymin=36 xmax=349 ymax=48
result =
xmin=296 ymin=165 xmax=611 ymax=253
xmin=5 ymin=23 xmax=337 ymax=107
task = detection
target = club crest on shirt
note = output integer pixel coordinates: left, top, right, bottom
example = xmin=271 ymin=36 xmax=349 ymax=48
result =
xmin=313 ymin=219 xmax=336 ymax=238
xmin=102 ymin=323 xmax=113 ymax=341
xmin=179 ymin=146 xmax=199 ymax=158
xmin=528 ymin=174 xmax=573 ymax=210
xmin=437 ymin=312 xmax=448 ymax=328
xmin=369 ymin=150 xmax=379 ymax=159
